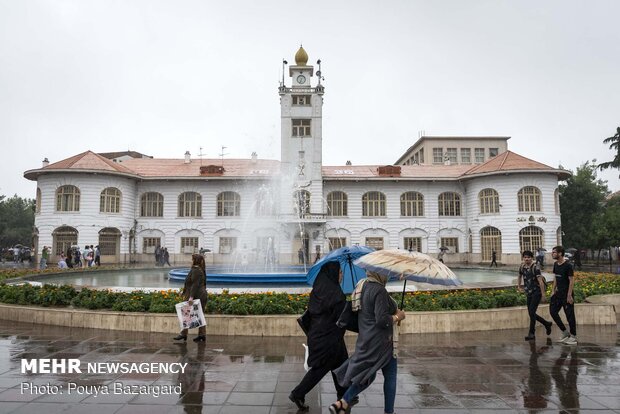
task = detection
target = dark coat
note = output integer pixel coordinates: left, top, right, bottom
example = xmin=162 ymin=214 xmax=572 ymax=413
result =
xmin=335 ymin=281 xmax=397 ymax=387
xmin=307 ymin=264 xmax=347 ymax=368
xmin=182 ymin=266 xmax=208 ymax=309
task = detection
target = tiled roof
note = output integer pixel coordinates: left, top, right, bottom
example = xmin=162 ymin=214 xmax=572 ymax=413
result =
xmin=120 ymin=158 xmax=280 ymax=178
xmin=321 ymin=164 xmax=471 ymax=179
xmin=43 ymin=151 xmax=135 ymax=174
xmin=463 ymin=151 xmax=557 ymax=176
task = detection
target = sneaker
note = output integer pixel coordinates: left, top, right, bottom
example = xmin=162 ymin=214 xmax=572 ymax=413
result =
xmin=557 ymin=331 xmax=570 ymax=343
xmin=564 ymin=336 xmax=578 ymax=345
xmin=545 ymin=321 xmax=552 ymax=336
xmin=288 ymin=393 xmax=308 ymax=411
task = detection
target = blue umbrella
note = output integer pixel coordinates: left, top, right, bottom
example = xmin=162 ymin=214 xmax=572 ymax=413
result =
xmin=306 ymin=245 xmax=374 ymax=294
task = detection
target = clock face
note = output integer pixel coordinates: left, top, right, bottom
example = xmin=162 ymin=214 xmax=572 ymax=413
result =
xmin=296 ymin=75 xmax=306 ymax=84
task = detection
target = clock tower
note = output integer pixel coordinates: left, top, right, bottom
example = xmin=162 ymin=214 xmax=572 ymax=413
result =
xmin=278 ymin=46 xmax=326 ymax=261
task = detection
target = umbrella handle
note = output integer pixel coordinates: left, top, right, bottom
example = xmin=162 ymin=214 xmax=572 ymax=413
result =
xmin=347 ymin=254 xmax=355 ymax=291
xmin=400 ymin=279 xmax=407 ymax=309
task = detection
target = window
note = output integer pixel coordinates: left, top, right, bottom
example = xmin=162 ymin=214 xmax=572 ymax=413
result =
xmin=480 ymin=227 xmax=501 ymax=261
xmin=217 ymin=192 xmax=241 ymax=216
xmin=181 ymin=237 xmax=199 ymax=254
xmin=479 ymin=188 xmax=500 ymax=214
xmin=362 ymin=191 xmax=386 ymax=217
xmin=56 ymin=185 xmax=80 ymax=212
xmin=219 ymin=237 xmax=237 ymax=254
xmin=460 ymin=148 xmax=471 ymax=164
xmin=554 ymin=188 xmax=560 ymax=214
xmin=438 ymin=192 xmax=461 ymax=216
xmin=98 ymin=228 xmax=120 ymax=256
xmin=474 ymin=148 xmax=485 ymax=163
xmin=518 ymin=186 xmax=542 ymax=212
xmin=328 ymin=237 xmax=346 ymax=251
xmin=178 ymin=192 xmax=202 ymax=217
xmin=446 ymin=148 xmax=457 ymax=164
xmin=432 ymin=148 xmax=443 ymax=163
xmin=400 ymin=192 xmax=424 ymax=216
xmin=292 ymin=95 xmax=311 ymax=105
xmin=52 ymin=226 xmax=78 ymax=255
xmin=556 ymin=227 xmax=562 ymax=246
xmin=140 ymin=192 xmax=164 ymax=217
xmin=419 ymin=149 xmax=424 ymax=164
xmin=403 ymin=237 xmax=421 ymax=252
xmin=294 ymin=190 xmax=311 ymax=217
xmin=100 ymin=187 xmax=121 ymax=213
xmin=365 ymin=237 xmax=384 ymax=250
xmin=440 ymin=237 xmax=459 ymax=253
xmin=489 ymin=148 xmax=499 ymax=158
xmin=142 ymin=237 xmax=161 ymax=254
xmin=36 ymin=188 xmax=41 ymax=213
xmin=327 ymin=191 xmax=348 ymax=216
xmin=519 ymin=226 xmax=544 ymax=252
xmin=292 ymin=119 xmax=311 ymax=137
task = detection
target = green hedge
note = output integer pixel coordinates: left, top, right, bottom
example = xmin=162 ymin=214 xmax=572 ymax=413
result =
xmin=0 ymin=272 xmax=618 ymax=315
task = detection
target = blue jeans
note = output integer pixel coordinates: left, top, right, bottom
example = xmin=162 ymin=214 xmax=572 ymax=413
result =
xmin=342 ymin=356 xmax=397 ymax=414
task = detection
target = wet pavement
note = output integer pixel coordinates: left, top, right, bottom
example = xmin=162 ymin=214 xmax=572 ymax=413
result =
xmin=0 ymin=320 xmax=619 ymax=413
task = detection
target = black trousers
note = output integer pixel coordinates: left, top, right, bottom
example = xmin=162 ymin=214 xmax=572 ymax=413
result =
xmin=549 ymin=293 xmax=576 ymax=336
xmin=292 ymin=345 xmax=348 ymax=400
xmin=527 ymin=293 xmax=549 ymax=334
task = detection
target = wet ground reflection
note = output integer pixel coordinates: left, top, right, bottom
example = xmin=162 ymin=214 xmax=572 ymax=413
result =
xmin=0 ymin=321 xmax=618 ymax=413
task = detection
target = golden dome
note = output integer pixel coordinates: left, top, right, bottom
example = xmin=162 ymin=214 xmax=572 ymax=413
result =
xmin=295 ymin=46 xmax=308 ymax=66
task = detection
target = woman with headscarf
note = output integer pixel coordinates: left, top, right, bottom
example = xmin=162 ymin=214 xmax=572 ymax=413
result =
xmin=174 ymin=254 xmax=208 ymax=343
xmin=329 ymin=271 xmax=406 ymax=414
xmin=289 ymin=261 xmax=349 ymax=410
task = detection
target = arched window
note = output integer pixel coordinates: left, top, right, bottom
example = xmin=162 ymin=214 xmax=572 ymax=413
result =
xmin=479 ymin=188 xmax=499 ymax=214
xmin=178 ymin=192 xmax=202 ymax=217
xmin=293 ymin=190 xmax=311 ymax=218
xmin=327 ymin=191 xmax=348 ymax=216
xmin=100 ymin=187 xmax=121 ymax=213
xmin=438 ymin=192 xmax=461 ymax=216
xmin=52 ymin=226 xmax=78 ymax=255
xmin=36 ymin=188 xmax=41 ymax=213
xmin=480 ymin=226 xmax=502 ymax=261
xmin=519 ymin=226 xmax=544 ymax=252
xmin=55 ymin=185 xmax=80 ymax=212
xmin=362 ymin=191 xmax=386 ymax=217
xmin=518 ymin=186 xmax=542 ymax=212
xmin=98 ymin=227 xmax=121 ymax=256
xmin=140 ymin=192 xmax=164 ymax=217
xmin=554 ymin=188 xmax=560 ymax=214
xmin=400 ymin=192 xmax=424 ymax=216
xmin=217 ymin=192 xmax=240 ymax=216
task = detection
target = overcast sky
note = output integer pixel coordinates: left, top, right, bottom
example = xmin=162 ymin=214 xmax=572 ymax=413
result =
xmin=1 ymin=0 xmax=619 ymax=199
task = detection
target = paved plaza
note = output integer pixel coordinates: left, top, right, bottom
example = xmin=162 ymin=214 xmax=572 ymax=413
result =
xmin=0 ymin=320 xmax=619 ymax=413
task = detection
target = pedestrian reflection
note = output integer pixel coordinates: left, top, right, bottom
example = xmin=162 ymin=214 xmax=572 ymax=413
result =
xmin=552 ymin=348 xmax=580 ymax=411
xmin=177 ymin=342 xmax=207 ymax=414
xmin=522 ymin=339 xmax=551 ymax=411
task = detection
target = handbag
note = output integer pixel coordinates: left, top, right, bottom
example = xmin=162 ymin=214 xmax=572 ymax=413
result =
xmin=336 ymin=301 xmax=359 ymax=333
xmin=297 ymin=309 xmax=311 ymax=335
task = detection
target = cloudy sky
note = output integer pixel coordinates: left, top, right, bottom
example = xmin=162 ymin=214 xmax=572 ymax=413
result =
xmin=0 ymin=0 xmax=618 ymax=199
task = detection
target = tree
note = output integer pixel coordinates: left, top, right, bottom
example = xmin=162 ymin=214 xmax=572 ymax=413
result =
xmin=0 ymin=195 xmax=35 ymax=247
xmin=598 ymin=126 xmax=620 ymax=177
xmin=559 ymin=161 xmax=610 ymax=250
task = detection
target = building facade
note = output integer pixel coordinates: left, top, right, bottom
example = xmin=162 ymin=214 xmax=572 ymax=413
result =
xmin=24 ymin=47 xmax=570 ymax=266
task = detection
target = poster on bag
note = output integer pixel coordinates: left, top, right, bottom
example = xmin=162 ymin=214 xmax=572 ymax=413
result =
xmin=175 ymin=299 xmax=206 ymax=330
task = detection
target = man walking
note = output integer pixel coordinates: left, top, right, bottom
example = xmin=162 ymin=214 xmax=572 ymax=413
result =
xmin=490 ymin=249 xmax=498 ymax=267
xmin=518 ymin=251 xmax=552 ymax=341
xmin=549 ymin=246 xmax=577 ymax=345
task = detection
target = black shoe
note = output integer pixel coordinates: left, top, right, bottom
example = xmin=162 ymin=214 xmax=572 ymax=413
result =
xmin=288 ymin=393 xmax=308 ymax=410
xmin=173 ymin=334 xmax=187 ymax=342
xmin=524 ymin=334 xmax=535 ymax=341
xmin=193 ymin=335 xmax=206 ymax=342
xmin=350 ymin=396 xmax=359 ymax=406
xmin=545 ymin=321 xmax=553 ymax=336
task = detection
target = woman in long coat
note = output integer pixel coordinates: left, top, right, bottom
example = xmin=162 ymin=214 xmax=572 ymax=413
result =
xmin=330 ymin=271 xmax=406 ymax=414
xmin=289 ymin=261 xmax=348 ymax=410
xmin=174 ymin=254 xmax=208 ymax=342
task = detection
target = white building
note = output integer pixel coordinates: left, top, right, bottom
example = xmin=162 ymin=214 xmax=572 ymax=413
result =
xmin=24 ymin=47 xmax=570 ymax=266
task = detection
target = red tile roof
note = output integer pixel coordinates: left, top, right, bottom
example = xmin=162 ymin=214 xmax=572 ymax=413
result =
xmin=120 ymin=158 xmax=280 ymax=178
xmin=43 ymin=151 xmax=135 ymax=174
xmin=463 ymin=151 xmax=557 ymax=176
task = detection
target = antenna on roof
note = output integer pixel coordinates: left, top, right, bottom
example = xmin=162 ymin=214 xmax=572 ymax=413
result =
xmin=198 ymin=146 xmax=205 ymax=166
xmin=219 ymin=146 xmax=228 ymax=166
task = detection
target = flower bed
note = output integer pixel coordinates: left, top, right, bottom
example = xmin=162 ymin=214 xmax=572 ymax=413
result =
xmin=0 ymin=271 xmax=618 ymax=314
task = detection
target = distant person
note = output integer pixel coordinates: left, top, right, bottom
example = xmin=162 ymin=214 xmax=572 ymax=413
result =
xmin=298 ymin=247 xmax=305 ymax=265
xmin=13 ymin=247 xmax=20 ymax=263
xmin=94 ymin=245 xmax=101 ymax=266
xmin=289 ymin=262 xmax=349 ymax=410
xmin=155 ymin=245 xmax=161 ymax=266
xmin=314 ymin=245 xmax=321 ymax=264
xmin=163 ymin=248 xmax=171 ymax=266
xmin=550 ymin=246 xmax=577 ymax=345
xmin=490 ymin=249 xmax=498 ymax=267
xmin=574 ymin=250 xmax=582 ymax=270
xmin=518 ymin=251 xmax=552 ymax=341
xmin=437 ymin=249 xmax=445 ymax=263
xmin=536 ymin=248 xmax=545 ymax=267
xmin=40 ymin=246 xmax=49 ymax=269
xmin=74 ymin=248 xmax=81 ymax=267
xmin=66 ymin=248 xmax=73 ymax=268
xmin=58 ymin=254 xmax=68 ymax=269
